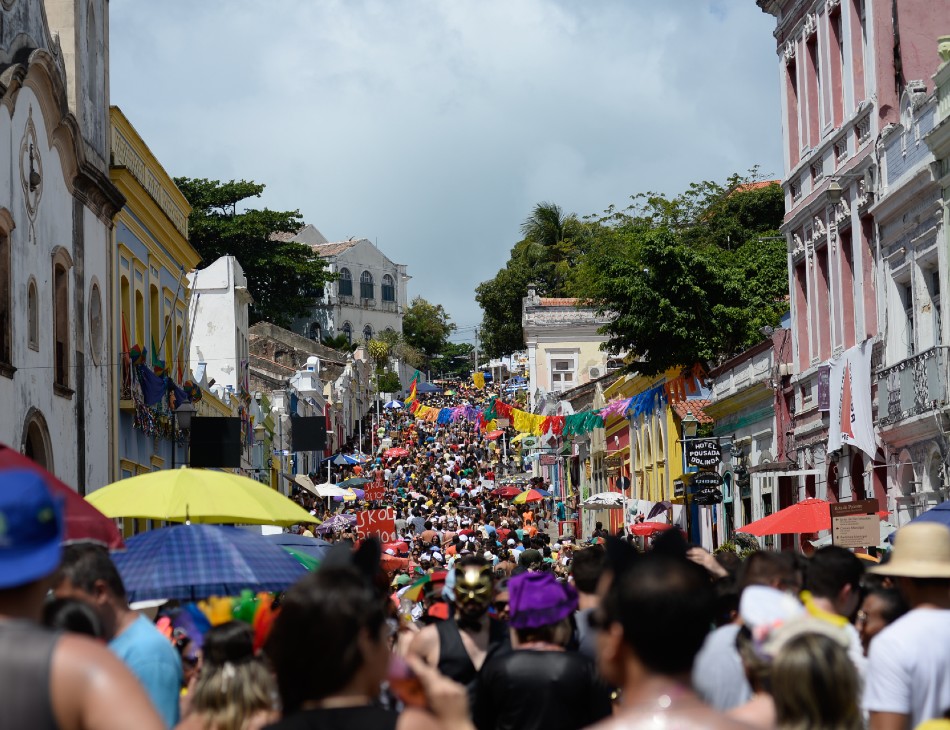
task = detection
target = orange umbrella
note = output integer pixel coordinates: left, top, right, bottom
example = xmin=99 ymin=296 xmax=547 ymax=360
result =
xmin=737 ymin=498 xmax=832 ymax=536
xmin=629 ymin=522 xmax=675 ymax=537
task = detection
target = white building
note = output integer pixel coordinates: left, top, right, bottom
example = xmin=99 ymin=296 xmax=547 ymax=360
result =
xmin=0 ymin=0 xmax=124 ymax=492
xmin=522 ymin=287 xmax=613 ymax=412
xmin=285 ymin=225 xmax=410 ymax=345
xmin=188 ymin=256 xmax=253 ymax=395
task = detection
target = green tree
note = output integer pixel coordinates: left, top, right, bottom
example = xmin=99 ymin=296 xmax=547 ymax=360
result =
xmin=321 ymin=333 xmax=359 ymax=353
xmin=431 ymin=341 xmax=475 ymax=379
xmin=475 ymin=202 xmax=594 ymax=358
xmin=402 ymin=296 xmax=456 ymax=369
xmin=176 ymin=178 xmax=333 ymax=328
xmin=577 ymin=173 xmax=786 ymax=375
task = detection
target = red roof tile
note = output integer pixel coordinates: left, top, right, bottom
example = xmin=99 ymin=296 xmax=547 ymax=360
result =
xmin=671 ymin=400 xmax=714 ymax=424
xmin=538 ymin=297 xmax=579 ymax=306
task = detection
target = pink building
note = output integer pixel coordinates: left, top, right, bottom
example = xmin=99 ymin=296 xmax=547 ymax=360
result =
xmin=757 ymin=0 xmax=947 ymax=515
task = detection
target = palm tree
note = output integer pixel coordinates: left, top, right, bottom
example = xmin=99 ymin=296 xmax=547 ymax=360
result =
xmin=321 ymin=334 xmax=359 ymax=353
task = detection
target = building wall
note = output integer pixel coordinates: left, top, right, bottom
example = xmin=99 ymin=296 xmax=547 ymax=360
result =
xmin=759 ymin=0 xmax=948 ymax=516
xmin=0 ymin=1 xmax=122 ymax=493
xmin=109 ymin=107 xmax=200 ymax=483
xmin=188 ymin=255 xmax=252 ymax=393
xmin=293 ymin=238 xmax=408 ymax=344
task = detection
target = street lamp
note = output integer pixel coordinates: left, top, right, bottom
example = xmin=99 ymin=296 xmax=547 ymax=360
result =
xmin=680 ymin=410 xmax=700 ymax=542
xmin=171 ymin=401 xmax=197 ymax=470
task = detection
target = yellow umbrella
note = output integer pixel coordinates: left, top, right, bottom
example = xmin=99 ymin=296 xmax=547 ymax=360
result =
xmin=86 ymin=468 xmax=320 ymax=526
xmin=512 ymin=488 xmax=545 ymax=505
xmin=509 ymin=433 xmax=530 ymax=444
xmin=340 ymin=488 xmax=357 ymax=502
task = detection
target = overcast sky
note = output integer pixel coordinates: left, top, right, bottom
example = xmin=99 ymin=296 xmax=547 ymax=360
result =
xmin=110 ymin=1 xmax=783 ymax=343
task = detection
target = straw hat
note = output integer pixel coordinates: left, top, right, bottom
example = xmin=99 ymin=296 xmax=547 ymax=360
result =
xmin=870 ymin=522 xmax=950 ymax=578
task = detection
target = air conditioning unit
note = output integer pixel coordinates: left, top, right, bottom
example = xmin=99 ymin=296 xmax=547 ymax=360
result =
xmin=588 ymin=366 xmax=602 ymax=379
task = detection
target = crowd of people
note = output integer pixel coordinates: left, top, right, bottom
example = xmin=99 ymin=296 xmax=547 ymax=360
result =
xmin=1 ymin=377 xmax=950 ymax=730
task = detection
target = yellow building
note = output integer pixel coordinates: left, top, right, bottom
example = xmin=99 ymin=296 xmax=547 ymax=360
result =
xmin=109 ymin=107 xmax=203 ymax=483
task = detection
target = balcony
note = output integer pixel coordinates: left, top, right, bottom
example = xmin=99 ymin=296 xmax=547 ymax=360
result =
xmin=877 ymin=346 xmax=949 ymax=427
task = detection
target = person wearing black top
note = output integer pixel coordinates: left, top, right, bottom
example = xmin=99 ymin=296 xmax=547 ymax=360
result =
xmin=473 ymin=572 xmax=611 ymax=730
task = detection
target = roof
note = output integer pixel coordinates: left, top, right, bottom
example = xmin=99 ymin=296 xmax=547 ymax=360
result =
xmin=269 ymin=230 xmax=300 ymax=242
xmin=538 ymin=297 xmax=580 ymax=306
xmin=310 ymin=240 xmax=361 ymax=257
xmin=671 ymin=400 xmax=714 ymax=424
xmin=732 ymin=180 xmax=781 ymax=193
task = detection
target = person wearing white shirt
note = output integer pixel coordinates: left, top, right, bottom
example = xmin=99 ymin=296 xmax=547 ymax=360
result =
xmin=863 ymin=523 xmax=950 ymax=730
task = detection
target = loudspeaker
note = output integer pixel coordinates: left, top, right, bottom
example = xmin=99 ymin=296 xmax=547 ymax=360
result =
xmin=290 ymin=416 xmax=327 ymax=452
xmin=188 ymin=417 xmax=242 ymax=468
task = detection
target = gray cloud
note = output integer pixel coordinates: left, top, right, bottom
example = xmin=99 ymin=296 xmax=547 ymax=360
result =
xmin=110 ymin=0 xmax=782 ymax=337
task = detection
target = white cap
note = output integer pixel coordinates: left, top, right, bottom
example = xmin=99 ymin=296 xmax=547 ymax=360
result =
xmin=433 ymin=552 xmax=443 ymax=562
xmin=483 ymin=551 xmax=494 ymax=561
xmin=459 ymin=534 xmax=468 ymax=543
xmin=507 ymin=539 xmax=515 ymax=546
xmin=385 ymin=548 xmax=396 ymax=555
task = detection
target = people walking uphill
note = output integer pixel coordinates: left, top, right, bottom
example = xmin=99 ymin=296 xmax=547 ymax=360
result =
xmin=0 ymin=469 xmax=165 ymax=730
xmin=590 ymin=546 xmax=751 ymax=730
xmin=264 ymin=539 xmax=475 ymax=730
xmin=408 ymin=555 xmax=507 ymax=687
xmin=54 ymin=542 xmax=184 ymax=727
xmin=863 ymin=523 xmax=950 ymax=730
xmin=473 ymin=571 xmax=611 ymax=730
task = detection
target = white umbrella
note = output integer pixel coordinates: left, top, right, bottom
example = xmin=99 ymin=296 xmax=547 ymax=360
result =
xmin=314 ymin=483 xmax=346 ymax=498
xmin=583 ymin=491 xmax=626 ymax=509
xmin=384 ymin=400 xmax=404 ymax=409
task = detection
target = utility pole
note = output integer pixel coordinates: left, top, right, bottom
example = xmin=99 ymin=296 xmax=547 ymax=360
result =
xmin=474 ymin=331 xmax=479 ymax=374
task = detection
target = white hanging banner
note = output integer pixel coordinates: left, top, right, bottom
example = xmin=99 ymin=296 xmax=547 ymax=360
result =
xmin=828 ymin=340 xmax=876 ymax=459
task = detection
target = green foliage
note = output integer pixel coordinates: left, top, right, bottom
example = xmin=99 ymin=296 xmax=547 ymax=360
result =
xmin=321 ymin=334 xmax=359 ymax=353
xmin=476 ymin=202 xmax=593 ymax=358
xmin=578 ymin=172 xmax=787 ymax=374
xmin=367 ymin=330 xmax=424 ymax=372
xmin=431 ymin=341 xmax=475 ymax=379
xmin=376 ymin=371 xmax=402 ymax=393
xmin=175 ymin=177 xmax=333 ymax=328
xmin=402 ymin=297 xmax=455 ymax=367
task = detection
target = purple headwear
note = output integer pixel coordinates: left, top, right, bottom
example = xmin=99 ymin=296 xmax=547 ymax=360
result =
xmin=508 ymin=572 xmax=578 ymax=630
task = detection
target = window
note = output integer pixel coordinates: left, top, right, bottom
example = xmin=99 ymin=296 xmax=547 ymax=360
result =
xmin=149 ymin=285 xmax=159 ymax=350
xmin=382 ymin=274 xmax=395 ymax=302
xmin=28 ymin=278 xmax=38 ymax=350
xmin=0 ymin=229 xmax=10 ymax=368
xmin=806 ymin=35 xmax=821 ymax=145
xmin=342 ymin=322 xmax=352 ymax=344
xmin=363 ymin=325 xmax=373 ymax=341
xmin=787 ymin=58 xmax=800 ymax=164
xmin=309 ymin=322 xmax=322 ymax=342
xmin=54 ymin=262 xmax=69 ymax=389
xmin=904 ymin=283 xmax=915 ymax=357
xmin=360 ymin=270 xmax=374 ymax=300
xmin=929 ymin=270 xmax=942 ymax=346
xmin=550 ymin=357 xmax=575 ymax=390
xmin=338 ymin=268 xmax=352 ymax=297
xmin=89 ymin=281 xmax=102 ymax=365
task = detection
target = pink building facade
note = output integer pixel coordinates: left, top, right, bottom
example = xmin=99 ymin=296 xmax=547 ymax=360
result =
xmin=757 ymin=0 xmax=948 ymax=523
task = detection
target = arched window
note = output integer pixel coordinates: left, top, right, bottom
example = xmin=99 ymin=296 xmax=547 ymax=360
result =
xmin=27 ymin=278 xmax=38 ymax=350
xmin=309 ymin=322 xmax=322 ymax=341
xmin=342 ymin=322 xmax=352 ymax=343
xmin=360 ymin=271 xmax=374 ymax=300
xmin=382 ymin=274 xmax=396 ymax=302
xmin=53 ymin=262 xmax=69 ymax=389
xmin=338 ymin=268 xmax=353 ymax=297
xmin=363 ymin=325 xmax=373 ymax=341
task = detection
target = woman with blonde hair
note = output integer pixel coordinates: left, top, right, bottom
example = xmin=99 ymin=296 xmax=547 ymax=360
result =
xmin=176 ymin=621 xmax=279 ymax=730
xmin=770 ymin=630 xmax=863 ymax=730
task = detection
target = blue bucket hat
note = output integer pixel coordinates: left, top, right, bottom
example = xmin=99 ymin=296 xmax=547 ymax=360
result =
xmin=0 ymin=469 xmax=63 ymax=589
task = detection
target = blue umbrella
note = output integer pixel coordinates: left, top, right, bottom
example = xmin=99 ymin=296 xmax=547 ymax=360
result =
xmin=384 ymin=400 xmax=404 ymax=409
xmin=112 ymin=524 xmax=308 ymax=602
xmin=262 ymin=533 xmax=332 ymax=562
xmin=331 ymin=453 xmax=360 ymax=466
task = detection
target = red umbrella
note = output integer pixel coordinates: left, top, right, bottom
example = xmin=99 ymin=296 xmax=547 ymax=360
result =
xmin=385 ymin=447 xmax=410 ymax=458
xmin=484 ymin=430 xmax=505 ymax=440
xmin=383 ymin=541 xmax=409 ymax=554
xmin=0 ymin=444 xmax=124 ymax=548
xmin=629 ymin=522 xmax=675 ymax=537
xmin=737 ymin=498 xmax=832 ymax=536
xmin=492 ymin=486 xmax=522 ymax=498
